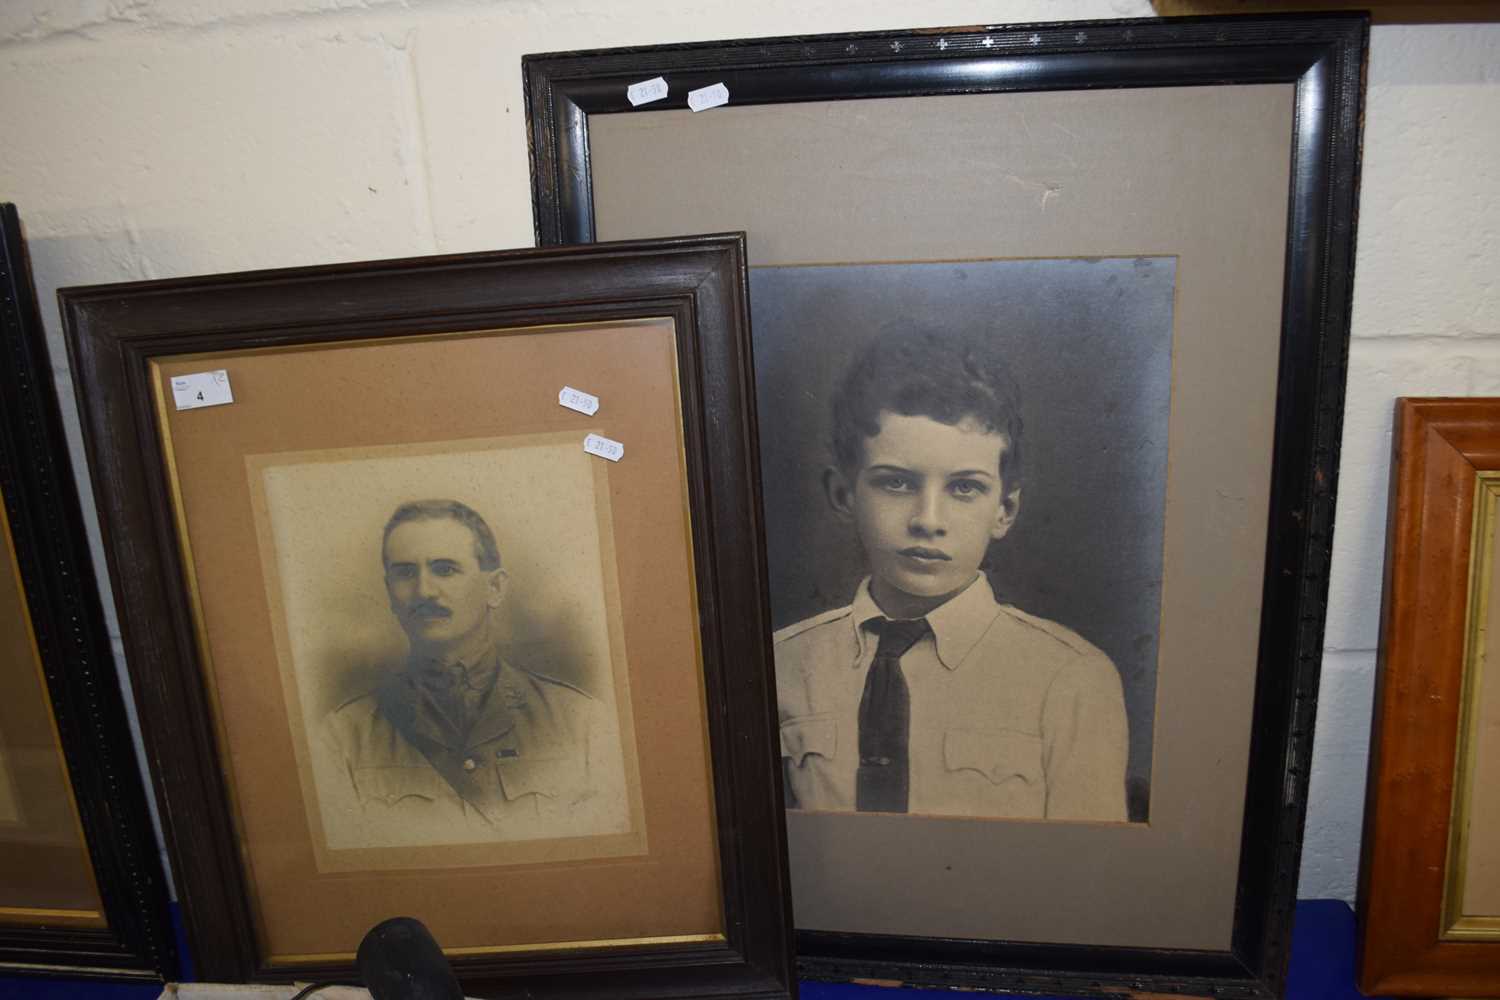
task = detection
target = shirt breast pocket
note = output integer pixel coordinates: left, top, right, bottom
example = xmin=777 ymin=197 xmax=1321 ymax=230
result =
xmin=352 ymin=766 xmax=451 ymax=806
xmin=943 ymin=728 xmax=1043 ymax=787
xmin=780 ymin=714 xmax=836 ymax=766
xmin=495 ymin=751 xmax=587 ymax=802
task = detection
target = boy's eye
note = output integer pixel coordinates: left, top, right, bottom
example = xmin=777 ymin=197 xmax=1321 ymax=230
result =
xmin=871 ymin=473 xmax=916 ymax=493
xmin=948 ymin=479 xmax=990 ymax=498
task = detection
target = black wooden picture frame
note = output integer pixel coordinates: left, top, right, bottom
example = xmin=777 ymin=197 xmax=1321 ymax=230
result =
xmin=60 ymin=233 xmax=796 ymax=998
xmin=524 ymin=13 xmax=1365 ymax=999
xmin=0 ymin=203 xmax=177 ymax=981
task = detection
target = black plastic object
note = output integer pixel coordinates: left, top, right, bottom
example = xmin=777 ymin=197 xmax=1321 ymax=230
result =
xmin=356 ymin=917 xmax=464 ymax=1000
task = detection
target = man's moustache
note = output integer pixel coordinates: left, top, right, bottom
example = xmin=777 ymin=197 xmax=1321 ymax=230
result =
xmin=407 ymin=603 xmax=452 ymax=619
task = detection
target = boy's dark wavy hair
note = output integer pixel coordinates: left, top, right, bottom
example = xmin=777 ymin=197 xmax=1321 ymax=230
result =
xmin=831 ymin=329 xmax=1023 ymax=490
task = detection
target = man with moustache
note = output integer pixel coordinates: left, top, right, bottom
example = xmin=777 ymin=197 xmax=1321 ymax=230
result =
xmin=321 ymin=499 xmax=625 ymax=835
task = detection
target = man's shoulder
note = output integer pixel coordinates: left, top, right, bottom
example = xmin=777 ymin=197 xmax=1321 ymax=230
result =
xmin=326 ymin=688 xmax=385 ymax=727
xmin=321 ymin=687 xmax=398 ymax=760
xmin=503 ymin=664 xmax=605 ymax=736
xmin=507 ymin=664 xmax=595 ymax=707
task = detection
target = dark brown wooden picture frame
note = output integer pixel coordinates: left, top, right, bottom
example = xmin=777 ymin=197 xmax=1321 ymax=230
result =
xmin=0 ymin=203 xmax=176 ymax=981
xmin=525 ymin=12 xmax=1366 ymax=1000
xmin=1358 ymin=398 xmax=1500 ymax=997
xmin=60 ymin=233 xmax=797 ymax=999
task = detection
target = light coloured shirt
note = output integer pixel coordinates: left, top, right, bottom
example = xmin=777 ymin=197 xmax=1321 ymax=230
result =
xmin=775 ymin=575 xmax=1128 ymax=821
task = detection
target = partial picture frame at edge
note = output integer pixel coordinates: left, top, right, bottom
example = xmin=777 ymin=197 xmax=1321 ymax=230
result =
xmin=0 ymin=202 xmax=177 ymax=981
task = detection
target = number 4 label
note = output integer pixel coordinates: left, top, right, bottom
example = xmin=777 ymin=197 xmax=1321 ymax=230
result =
xmin=171 ymin=370 xmax=234 ymax=410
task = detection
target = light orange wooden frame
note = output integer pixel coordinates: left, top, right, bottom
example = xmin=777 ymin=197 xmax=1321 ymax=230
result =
xmin=1358 ymin=397 xmax=1500 ymax=995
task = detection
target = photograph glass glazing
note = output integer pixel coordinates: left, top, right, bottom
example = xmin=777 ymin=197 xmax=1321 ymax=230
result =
xmin=755 ymin=257 xmax=1175 ymax=824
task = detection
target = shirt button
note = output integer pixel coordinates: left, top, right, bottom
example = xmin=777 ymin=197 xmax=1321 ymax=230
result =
xmin=462 ymin=757 xmax=478 ymax=771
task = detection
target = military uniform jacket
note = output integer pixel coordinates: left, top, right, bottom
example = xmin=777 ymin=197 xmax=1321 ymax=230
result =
xmin=320 ymin=651 xmax=628 ymax=845
xmin=776 ymin=575 xmax=1128 ymax=821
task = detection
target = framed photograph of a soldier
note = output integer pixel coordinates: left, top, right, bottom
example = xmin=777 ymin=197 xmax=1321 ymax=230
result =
xmin=526 ymin=12 xmax=1367 ymax=999
xmin=0 ymin=204 xmax=176 ymax=982
xmin=254 ymin=438 xmax=641 ymax=867
xmin=61 ymin=235 xmax=797 ymax=999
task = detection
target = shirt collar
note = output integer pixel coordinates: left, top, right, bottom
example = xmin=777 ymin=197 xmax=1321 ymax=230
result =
xmin=847 ymin=579 xmax=883 ymax=666
xmin=846 ymin=574 xmax=1001 ymax=671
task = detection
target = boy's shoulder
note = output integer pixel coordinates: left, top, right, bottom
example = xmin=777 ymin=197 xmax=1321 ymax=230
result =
xmin=989 ymin=604 xmax=1106 ymax=659
xmin=773 ymin=604 xmax=855 ymax=648
xmin=982 ymin=604 xmax=1121 ymax=691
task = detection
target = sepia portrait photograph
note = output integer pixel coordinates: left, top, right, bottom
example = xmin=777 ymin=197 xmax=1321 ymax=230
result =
xmin=248 ymin=432 xmax=645 ymax=868
xmin=756 ymin=257 xmax=1175 ymax=825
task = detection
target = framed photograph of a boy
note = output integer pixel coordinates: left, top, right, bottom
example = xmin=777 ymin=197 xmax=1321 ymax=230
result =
xmin=61 ymin=235 xmax=797 ymax=999
xmin=758 ymin=257 xmax=1174 ymax=824
xmin=526 ymin=11 xmax=1366 ymax=999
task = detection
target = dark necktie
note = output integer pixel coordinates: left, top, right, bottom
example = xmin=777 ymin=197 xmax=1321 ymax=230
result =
xmin=856 ymin=617 xmax=929 ymax=813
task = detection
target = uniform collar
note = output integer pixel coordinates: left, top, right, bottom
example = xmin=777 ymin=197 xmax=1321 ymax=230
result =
xmin=847 ymin=574 xmax=1001 ymax=672
xmin=409 ymin=641 xmax=503 ymax=695
xmin=386 ymin=644 xmax=520 ymax=750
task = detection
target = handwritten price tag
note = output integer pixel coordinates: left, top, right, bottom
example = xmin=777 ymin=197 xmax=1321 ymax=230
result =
xmin=583 ymin=433 xmax=624 ymax=463
xmin=170 ymin=370 xmax=234 ymax=410
xmin=687 ymin=82 xmax=729 ymax=113
xmin=627 ymin=76 xmax=668 ymax=107
xmin=558 ymin=385 xmax=600 ymax=416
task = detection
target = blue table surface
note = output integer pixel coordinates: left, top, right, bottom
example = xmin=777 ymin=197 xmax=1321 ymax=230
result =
xmin=0 ymin=899 xmax=1376 ymax=999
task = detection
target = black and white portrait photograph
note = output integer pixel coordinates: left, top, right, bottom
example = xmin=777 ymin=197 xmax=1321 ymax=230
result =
xmin=248 ymin=432 xmax=642 ymax=864
xmin=757 ymin=257 xmax=1175 ymax=824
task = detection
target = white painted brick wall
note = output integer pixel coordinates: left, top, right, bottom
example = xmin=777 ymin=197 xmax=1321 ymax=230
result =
xmin=0 ymin=1 xmax=1495 ymax=908
xmin=1302 ymin=23 xmax=1500 ymax=900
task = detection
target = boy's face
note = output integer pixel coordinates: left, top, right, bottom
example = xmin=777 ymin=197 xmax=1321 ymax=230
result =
xmin=828 ymin=411 xmax=1019 ymax=607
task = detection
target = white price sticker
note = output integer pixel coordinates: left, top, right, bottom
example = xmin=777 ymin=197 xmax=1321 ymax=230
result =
xmin=583 ymin=433 xmax=624 ymax=463
xmin=627 ymin=76 xmax=668 ymax=107
xmin=687 ymin=82 xmax=729 ymax=113
xmin=558 ymin=385 xmax=600 ymax=416
xmin=170 ymin=370 xmax=234 ymax=411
